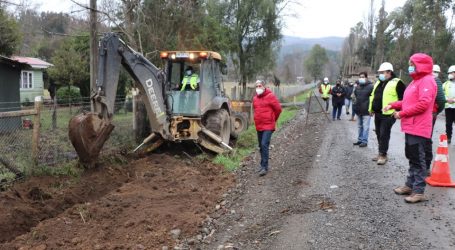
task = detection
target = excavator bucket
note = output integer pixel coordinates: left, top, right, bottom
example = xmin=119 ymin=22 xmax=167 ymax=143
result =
xmin=68 ymin=112 xmax=115 ymax=167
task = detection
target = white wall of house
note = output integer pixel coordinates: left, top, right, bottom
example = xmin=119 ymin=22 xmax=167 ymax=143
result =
xmin=19 ymin=69 xmax=44 ymax=103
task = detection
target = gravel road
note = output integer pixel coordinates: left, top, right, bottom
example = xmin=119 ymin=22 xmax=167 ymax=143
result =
xmin=197 ymin=106 xmax=455 ymax=250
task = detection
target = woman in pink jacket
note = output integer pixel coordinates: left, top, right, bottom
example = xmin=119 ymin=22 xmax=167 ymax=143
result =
xmin=384 ymin=53 xmax=437 ymax=203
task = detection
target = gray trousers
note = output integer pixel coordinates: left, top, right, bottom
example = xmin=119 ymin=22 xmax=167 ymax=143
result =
xmin=405 ymin=134 xmax=431 ymax=194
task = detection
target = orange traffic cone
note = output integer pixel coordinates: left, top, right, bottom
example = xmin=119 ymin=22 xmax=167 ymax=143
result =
xmin=426 ymin=134 xmax=455 ymax=187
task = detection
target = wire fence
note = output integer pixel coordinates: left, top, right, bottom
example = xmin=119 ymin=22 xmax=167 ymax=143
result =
xmin=0 ymin=97 xmax=135 ymax=181
xmin=0 ymin=84 xmax=314 ymax=181
xmin=225 ymin=82 xmax=315 ymax=101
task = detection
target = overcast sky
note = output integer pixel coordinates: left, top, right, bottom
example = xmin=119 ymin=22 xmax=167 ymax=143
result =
xmin=31 ymin=0 xmax=408 ymax=38
xmin=282 ymin=0 xmax=407 ymax=38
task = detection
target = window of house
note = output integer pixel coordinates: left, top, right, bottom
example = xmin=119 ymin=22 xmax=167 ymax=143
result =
xmin=20 ymin=71 xmax=33 ymax=89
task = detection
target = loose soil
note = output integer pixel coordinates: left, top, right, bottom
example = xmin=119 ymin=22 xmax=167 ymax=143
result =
xmin=0 ymin=152 xmax=234 ymax=249
xmin=193 ymin=108 xmax=328 ymax=249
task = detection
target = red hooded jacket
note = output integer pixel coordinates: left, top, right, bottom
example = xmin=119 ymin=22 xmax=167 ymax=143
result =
xmin=253 ymin=88 xmax=282 ymax=131
xmin=390 ymin=53 xmax=437 ymax=139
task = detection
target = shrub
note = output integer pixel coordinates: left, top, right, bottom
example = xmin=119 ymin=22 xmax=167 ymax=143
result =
xmin=56 ymin=86 xmax=82 ymax=105
xmin=22 ymin=98 xmax=33 ymax=107
xmin=125 ymin=97 xmax=133 ymax=112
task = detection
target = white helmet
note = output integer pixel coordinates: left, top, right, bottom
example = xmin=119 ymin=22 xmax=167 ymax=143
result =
xmin=378 ymin=62 xmax=393 ymax=72
xmin=433 ymin=65 xmax=441 ymax=73
xmin=448 ymin=65 xmax=455 ymax=73
xmin=323 ymin=77 xmax=329 ymax=81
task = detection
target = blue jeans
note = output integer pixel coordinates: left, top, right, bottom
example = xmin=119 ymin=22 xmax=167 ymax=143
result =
xmin=345 ymin=99 xmax=352 ymax=114
xmin=332 ymin=104 xmax=342 ymax=119
xmin=257 ymin=130 xmax=273 ymax=170
xmin=357 ymin=115 xmax=371 ymax=144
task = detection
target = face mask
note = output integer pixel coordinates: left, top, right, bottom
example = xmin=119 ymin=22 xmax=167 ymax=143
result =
xmin=433 ymin=72 xmax=439 ymax=78
xmin=323 ymin=80 xmax=328 ymax=84
xmin=256 ymin=88 xmax=264 ymax=95
xmin=449 ymin=74 xmax=454 ymax=80
xmin=379 ymin=74 xmax=386 ymax=81
xmin=359 ymin=78 xmax=366 ymax=85
xmin=408 ymin=66 xmax=416 ymax=74
xmin=186 ymin=70 xmax=192 ymax=76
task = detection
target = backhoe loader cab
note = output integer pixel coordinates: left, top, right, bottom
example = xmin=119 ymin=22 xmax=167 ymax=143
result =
xmin=158 ymin=51 xmax=233 ymax=152
xmin=159 ymin=51 xmax=227 ymax=117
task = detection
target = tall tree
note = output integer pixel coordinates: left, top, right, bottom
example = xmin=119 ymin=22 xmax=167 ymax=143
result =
xmin=340 ymin=22 xmax=367 ymax=76
xmin=304 ymin=44 xmax=329 ymax=81
xmin=373 ymin=0 xmax=388 ymax=70
xmin=225 ymin=0 xmax=283 ymax=88
xmin=0 ymin=7 xmax=21 ymax=56
xmin=48 ymin=35 xmax=90 ymax=96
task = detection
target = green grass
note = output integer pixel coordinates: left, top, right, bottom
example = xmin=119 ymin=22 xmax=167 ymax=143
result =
xmin=40 ymin=106 xmax=133 ymax=131
xmin=0 ymin=105 xmax=134 ymax=182
xmin=31 ymin=160 xmax=83 ymax=177
xmin=214 ymin=90 xmax=312 ymax=171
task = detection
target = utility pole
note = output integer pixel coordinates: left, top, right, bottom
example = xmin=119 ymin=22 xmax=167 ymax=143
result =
xmin=90 ymin=0 xmax=97 ymax=111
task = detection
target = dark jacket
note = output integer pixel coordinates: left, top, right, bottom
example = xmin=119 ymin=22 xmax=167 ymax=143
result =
xmin=331 ymin=85 xmax=346 ymax=106
xmin=371 ymin=73 xmax=406 ymax=114
xmin=434 ymin=77 xmax=446 ymax=114
xmin=354 ymin=81 xmax=373 ymax=116
xmin=344 ymin=84 xmax=354 ymax=100
xmin=253 ymin=88 xmax=282 ymax=131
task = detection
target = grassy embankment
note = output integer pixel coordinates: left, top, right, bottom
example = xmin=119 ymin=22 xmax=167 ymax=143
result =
xmin=214 ymin=89 xmax=313 ymax=171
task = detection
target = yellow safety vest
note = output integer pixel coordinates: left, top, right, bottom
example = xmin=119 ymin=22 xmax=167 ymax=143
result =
xmin=443 ymin=80 xmax=455 ymax=108
xmin=321 ymin=84 xmax=331 ymax=98
xmin=369 ymin=78 xmax=401 ymax=115
xmin=181 ymin=74 xmax=199 ymax=91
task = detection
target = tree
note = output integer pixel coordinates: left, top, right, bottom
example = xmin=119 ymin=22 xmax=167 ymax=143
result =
xmin=225 ymin=0 xmax=283 ymax=88
xmin=373 ymin=0 xmax=388 ymax=70
xmin=48 ymin=36 xmax=90 ymax=96
xmin=304 ymin=45 xmax=329 ymax=81
xmin=0 ymin=7 xmax=21 ymax=56
xmin=340 ymin=22 xmax=368 ymax=76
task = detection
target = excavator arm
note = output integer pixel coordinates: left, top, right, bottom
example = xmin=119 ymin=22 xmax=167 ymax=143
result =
xmin=69 ymin=33 xmax=169 ymax=166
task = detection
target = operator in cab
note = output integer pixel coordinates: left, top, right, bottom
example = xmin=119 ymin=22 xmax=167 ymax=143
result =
xmin=180 ymin=66 xmax=200 ymax=91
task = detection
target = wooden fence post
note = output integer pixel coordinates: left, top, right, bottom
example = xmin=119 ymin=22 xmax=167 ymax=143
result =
xmin=231 ymin=86 xmax=236 ymax=100
xmin=32 ymin=96 xmax=42 ymax=166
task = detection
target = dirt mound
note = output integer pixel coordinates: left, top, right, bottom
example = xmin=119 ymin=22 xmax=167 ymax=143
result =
xmin=0 ymin=153 xmax=234 ymax=249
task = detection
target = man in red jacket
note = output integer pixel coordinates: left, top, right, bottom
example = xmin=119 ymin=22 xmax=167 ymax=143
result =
xmin=384 ymin=53 xmax=437 ymax=203
xmin=253 ymin=80 xmax=282 ymax=176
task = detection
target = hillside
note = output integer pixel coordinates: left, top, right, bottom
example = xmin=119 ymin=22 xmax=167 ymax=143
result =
xmin=279 ymin=36 xmax=344 ymax=57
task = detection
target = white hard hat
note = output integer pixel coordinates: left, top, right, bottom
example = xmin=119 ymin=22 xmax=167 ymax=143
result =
xmin=448 ymin=65 xmax=455 ymax=73
xmin=433 ymin=65 xmax=441 ymax=73
xmin=378 ymin=62 xmax=393 ymax=72
xmin=323 ymin=77 xmax=329 ymax=81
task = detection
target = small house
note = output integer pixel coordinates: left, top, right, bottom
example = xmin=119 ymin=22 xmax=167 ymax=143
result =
xmin=0 ymin=56 xmax=28 ymax=132
xmin=11 ymin=56 xmax=53 ymax=103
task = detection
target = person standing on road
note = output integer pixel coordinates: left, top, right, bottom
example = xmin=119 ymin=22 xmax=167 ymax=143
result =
xmin=425 ymin=65 xmax=446 ymax=174
xmin=319 ymin=77 xmax=331 ymax=113
xmin=443 ymin=65 xmax=455 ymax=144
xmin=384 ymin=53 xmax=437 ymax=203
xmin=331 ymin=80 xmax=346 ymax=121
xmin=253 ymin=80 xmax=282 ymax=177
xmin=344 ymin=80 xmax=354 ymax=117
xmin=369 ymin=62 xmax=406 ymax=165
xmin=353 ymin=72 xmax=373 ymax=147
